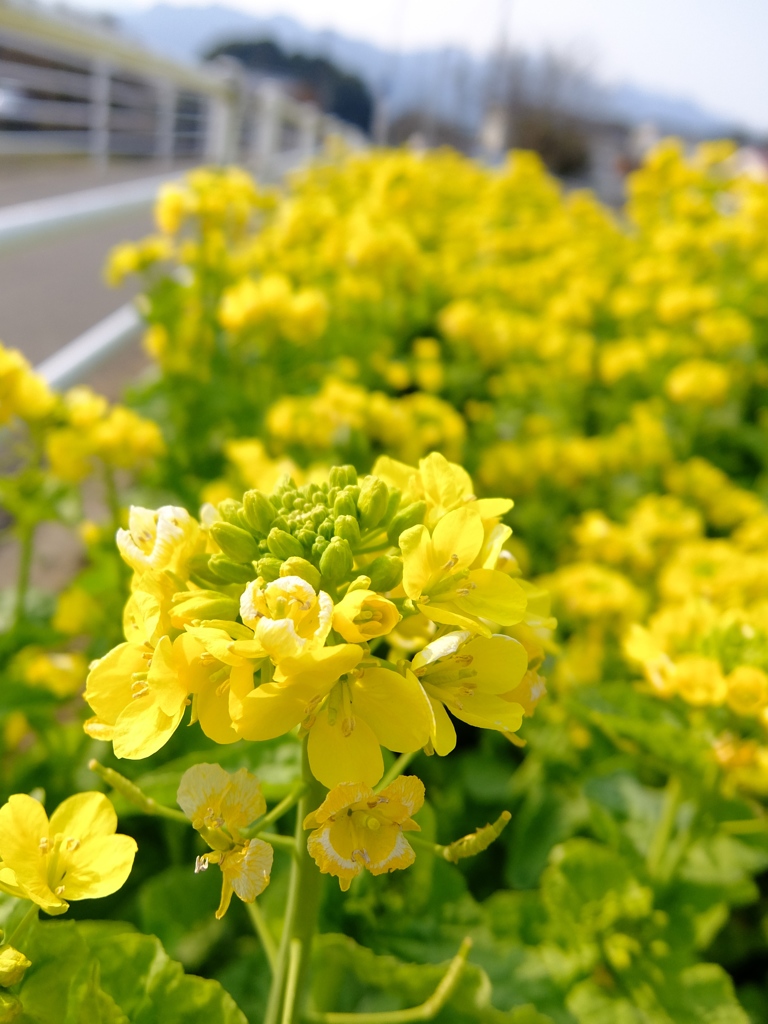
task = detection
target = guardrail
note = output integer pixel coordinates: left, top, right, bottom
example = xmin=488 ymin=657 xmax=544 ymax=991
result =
xmin=0 ymin=0 xmax=368 ymax=389
xmin=0 ymin=0 xmax=366 ymax=168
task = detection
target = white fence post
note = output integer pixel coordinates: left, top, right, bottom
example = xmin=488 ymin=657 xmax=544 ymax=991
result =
xmin=89 ymin=58 xmax=110 ymax=168
xmin=155 ymin=79 xmax=177 ymax=165
xmin=253 ymin=81 xmax=281 ymax=179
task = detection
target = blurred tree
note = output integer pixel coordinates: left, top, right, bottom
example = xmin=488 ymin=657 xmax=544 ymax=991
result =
xmin=205 ymin=39 xmax=373 ymax=133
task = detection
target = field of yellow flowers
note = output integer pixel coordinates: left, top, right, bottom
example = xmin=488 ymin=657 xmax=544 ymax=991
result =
xmin=2 ymin=139 xmax=768 ymax=1023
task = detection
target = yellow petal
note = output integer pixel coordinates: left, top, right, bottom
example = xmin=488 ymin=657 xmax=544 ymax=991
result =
xmin=428 ymin=695 xmax=457 ymax=755
xmin=234 ymin=679 xmax=314 ymax=741
xmin=462 ymin=635 xmax=528 ymax=694
xmin=184 ymin=626 xmax=244 ymax=667
xmin=197 ymin=677 xmax=240 ymax=745
xmin=58 ymin=834 xmax=137 ymax=900
xmin=350 ymin=667 xmax=434 ymax=752
xmin=113 ymin=696 xmax=184 ymax=759
xmin=221 ymin=769 xmax=267 ymax=835
xmin=0 ymin=795 xmax=64 ymax=914
xmin=303 ymin=782 xmax=372 ymax=829
xmin=177 ymin=763 xmax=232 ymax=827
xmin=419 ymin=452 xmax=473 ymax=511
xmin=458 ymin=570 xmax=527 ymax=625
xmin=308 ymin=711 xmax=384 ymax=788
xmin=49 ymin=792 xmax=117 ymax=843
xmin=446 ymin=692 xmax=525 ymax=736
xmin=400 ymin=525 xmax=431 ymax=598
xmin=85 ymin=643 xmax=147 ymax=725
xmin=379 ymin=775 xmax=426 ymax=818
xmin=223 ymin=838 xmax=273 ymax=903
xmin=147 ymin=636 xmax=189 ymax=717
xmin=430 ymin=507 xmax=484 ymax=572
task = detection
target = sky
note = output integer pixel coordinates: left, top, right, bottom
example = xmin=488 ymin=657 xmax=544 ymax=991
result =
xmin=57 ymin=0 xmax=768 ymax=131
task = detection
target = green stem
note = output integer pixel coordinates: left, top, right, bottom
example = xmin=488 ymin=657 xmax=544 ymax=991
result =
xmin=102 ymin=464 xmax=122 ymax=536
xmin=261 ymin=832 xmax=300 ymax=854
xmin=6 ymin=902 xmax=38 ymax=947
xmin=14 ymin=522 xmax=35 ymax=628
xmin=264 ymin=741 xmax=325 ymax=1024
xmin=282 ymin=939 xmax=303 ymax=1024
xmin=646 ymin=775 xmax=682 ymax=880
xmin=302 ymin=937 xmax=473 ymax=1023
xmin=376 ymin=751 xmax=417 ymax=792
xmin=89 ymin=760 xmax=189 ymax=824
xmin=243 ymin=784 xmax=307 ymax=839
xmin=246 ymin=900 xmax=278 ymax=973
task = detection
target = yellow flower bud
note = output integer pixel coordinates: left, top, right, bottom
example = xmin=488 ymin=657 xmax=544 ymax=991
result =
xmin=333 ymin=589 xmax=402 ymax=643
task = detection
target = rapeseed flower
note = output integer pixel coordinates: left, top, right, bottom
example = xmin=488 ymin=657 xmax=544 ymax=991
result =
xmin=0 ymin=793 xmax=136 ymax=915
xmin=178 ymin=764 xmax=273 ymax=919
xmin=304 ymin=776 xmax=424 ymax=891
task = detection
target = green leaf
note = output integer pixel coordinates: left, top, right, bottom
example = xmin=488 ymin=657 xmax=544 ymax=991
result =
xmin=542 ymin=840 xmax=653 ymax=939
xmin=311 ymin=932 xmax=552 ymax=1023
xmin=14 ymin=917 xmax=247 ymax=1024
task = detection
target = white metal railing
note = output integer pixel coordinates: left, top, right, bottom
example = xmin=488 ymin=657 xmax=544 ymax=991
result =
xmin=0 ymin=0 xmax=368 ymax=389
xmin=0 ymin=172 xmax=181 ymax=252
xmin=0 ymin=0 xmax=366 ymax=167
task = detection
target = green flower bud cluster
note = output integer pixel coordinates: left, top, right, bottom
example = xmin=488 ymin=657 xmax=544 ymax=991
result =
xmin=190 ymin=463 xmax=424 ymax=594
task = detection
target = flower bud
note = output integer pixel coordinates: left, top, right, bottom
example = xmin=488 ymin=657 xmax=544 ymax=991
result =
xmin=208 ymin=555 xmax=255 ymax=584
xmin=332 ymin=589 xmax=401 ymax=643
xmin=318 ymin=518 xmax=335 ymax=540
xmin=0 ymin=990 xmax=22 ymax=1021
xmin=0 ymin=945 xmax=31 ymax=987
xmin=319 ymin=537 xmax=353 ymax=585
xmin=256 ymin=556 xmax=283 ymax=581
xmin=388 ymin=501 xmax=427 ymax=543
xmin=188 ymin=553 xmax=226 ymax=587
xmin=382 ymin=487 xmax=402 ymax=526
xmin=358 ymin=478 xmax=389 ymax=530
xmin=170 ymin=590 xmax=240 ymax=626
xmin=334 ymin=514 xmax=361 ymax=547
xmin=267 ymin=527 xmax=304 ymax=560
xmin=280 ymin=556 xmax=322 ymax=590
xmin=366 ymin=554 xmax=404 ymax=592
xmin=333 ymin=492 xmax=357 ymax=518
xmin=242 ymin=490 xmax=277 ymax=535
xmin=217 ymin=498 xmax=244 ymax=525
xmin=312 ymin=536 xmax=329 ymax=560
xmin=210 ymin=521 xmax=260 ymax=562
xmin=329 ymin=465 xmax=357 ymax=489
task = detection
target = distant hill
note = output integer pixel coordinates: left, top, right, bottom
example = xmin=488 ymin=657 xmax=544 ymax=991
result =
xmin=119 ymin=3 xmax=741 ymax=138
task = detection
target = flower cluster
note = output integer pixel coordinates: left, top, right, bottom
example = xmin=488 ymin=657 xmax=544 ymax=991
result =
xmin=85 ymin=452 xmax=547 ymax=792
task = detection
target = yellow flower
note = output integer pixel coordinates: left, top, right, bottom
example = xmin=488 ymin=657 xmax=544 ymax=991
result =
xmin=411 ymin=632 xmax=530 ymax=754
xmin=673 ymin=655 xmax=727 ymax=707
xmin=332 ymin=588 xmax=401 ymax=643
xmin=665 ymin=359 xmax=731 ymax=406
xmin=0 ymin=792 xmax=136 ymax=915
xmin=177 ymin=763 xmax=273 ymax=919
xmin=53 ymin=587 xmax=100 ymax=636
xmin=400 ymin=506 xmax=526 ymax=636
xmin=155 ymin=182 xmax=190 ymax=235
xmin=22 ymin=650 xmax=87 ymax=698
xmin=726 ymin=666 xmax=768 ymax=717
xmin=84 ymin=637 xmax=186 ymax=757
xmin=117 ymin=505 xmax=202 ymax=577
xmin=304 ymin=775 xmax=424 ymax=891
xmin=239 ymin=575 xmax=333 ymax=660
xmin=374 ymin=451 xmax=511 ymax=528
xmin=232 ymin=648 xmax=432 ymax=787
xmin=0 ymin=944 xmax=31 ymax=986
xmin=85 ymin=631 xmax=242 ymax=756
